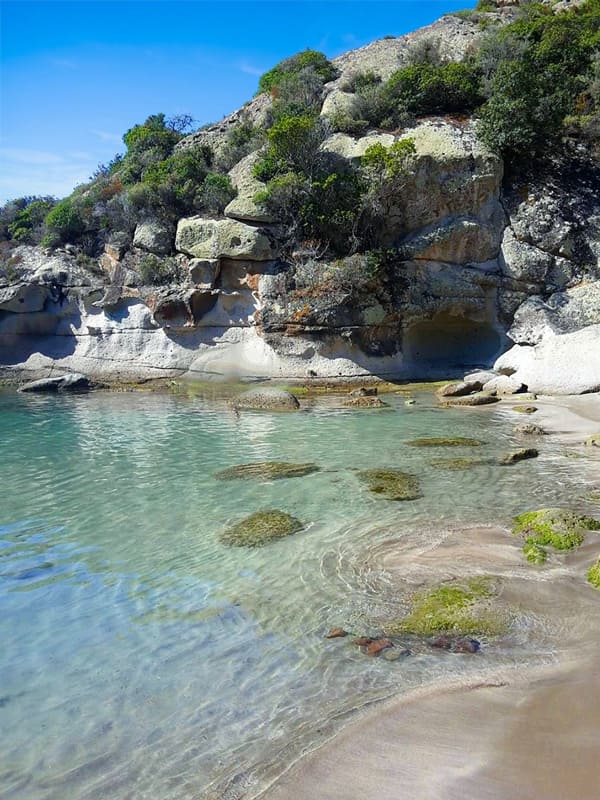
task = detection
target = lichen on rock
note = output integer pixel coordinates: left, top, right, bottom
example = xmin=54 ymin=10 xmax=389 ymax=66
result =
xmin=219 ymin=509 xmax=304 ymax=547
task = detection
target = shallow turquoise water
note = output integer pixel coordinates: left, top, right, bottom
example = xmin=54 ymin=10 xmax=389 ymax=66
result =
xmin=0 ymin=390 xmax=596 ymax=799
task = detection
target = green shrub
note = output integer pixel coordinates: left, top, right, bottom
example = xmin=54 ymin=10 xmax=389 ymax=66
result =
xmin=384 ymin=63 xmax=483 ymax=115
xmin=196 ymin=173 xmax=237 ymax=214
xmin=7 ymin=197 xmax=56 ymax=243
xmin=256 ymin=115 xmax=328 ymax=179
xmin=138 ymin=254 xmax=180 ymax=285
xmin=45 ymin=199 xmax=86 ymax=244
xmin=258 ymin=49 xmax=337 ymax=95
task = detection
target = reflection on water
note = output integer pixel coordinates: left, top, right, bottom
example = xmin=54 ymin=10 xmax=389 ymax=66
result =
xmin=1 ymin=390 xmax=600 ymax=799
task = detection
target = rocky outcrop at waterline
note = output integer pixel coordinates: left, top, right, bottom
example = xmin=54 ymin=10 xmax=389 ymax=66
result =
xmin=2 ymin=3 xmax=599 ymax=391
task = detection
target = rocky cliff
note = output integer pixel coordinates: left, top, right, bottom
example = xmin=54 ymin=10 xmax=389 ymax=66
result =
xmin=2 ymin=1 xmax=599 ymax=392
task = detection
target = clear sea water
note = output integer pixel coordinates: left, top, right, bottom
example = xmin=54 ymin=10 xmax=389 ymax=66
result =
xmin=1 ymin=388 xmax=598 ymax=800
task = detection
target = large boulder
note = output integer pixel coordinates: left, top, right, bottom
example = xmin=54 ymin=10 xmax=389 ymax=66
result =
xmin=508 ymin=283 xmax=600 ymax=346
xmin=224 ymin=152 xmax=279 ymax=224
xmin=175 ymin=217 xmax=278 ymax=261
xmin=495 ymin=324 xmax=600 ymax=394
xmin=133 ymin=219 xmax=174 ymax=255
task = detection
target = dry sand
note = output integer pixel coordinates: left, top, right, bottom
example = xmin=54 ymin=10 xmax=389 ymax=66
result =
xmin=259 ymin=394 xmax=600 ymax=800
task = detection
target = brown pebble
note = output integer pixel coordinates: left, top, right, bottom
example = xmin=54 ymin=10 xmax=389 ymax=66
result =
xmin=429 ymin=635 xmax=453 ymax=650
xmin=325 ymin=628 xmax=348 ymax=639
xmin=352 ymin=637 xmax=374 ymax=646
xmin=365 ymin=638 xmax=394 ymax=657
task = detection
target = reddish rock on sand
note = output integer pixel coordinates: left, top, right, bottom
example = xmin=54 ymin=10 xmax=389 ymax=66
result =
xmin=325 ymin=628 xmax=348 ymax=639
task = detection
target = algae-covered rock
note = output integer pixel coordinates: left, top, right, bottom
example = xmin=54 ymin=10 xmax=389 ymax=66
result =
xmin=214 ymin=461 xmax=320 ymax=481
xmin=358 ymin=468 xmax=422 ymax=501
xmin=386 ymin=578 xmax=507 ymax=637
xmin=500 ymin=448 xmax=539 ymax=465
xmin=220 ymin=510 xmax=303 ymax=547
xmin=512 ymin=405 xmax=538 ymax=414
xmin=437 ymin=382 xmax=479 ymax=398
xmin=232 ymin=388 xmax=300 ymax=411
xmin=440 ymin=393 xmax=500 ymax=407
xmin=588 ymin=557 xmax=600 ymax=588
xmin=429 ymin=457 xmax=487 ymax=470
xmin=408 ymin=437 xmax=483 ymax=448
xmin=513 ymin=508 xmax=600 ymax=563
xmin=585 ymin=434 xmax=600 ymax=447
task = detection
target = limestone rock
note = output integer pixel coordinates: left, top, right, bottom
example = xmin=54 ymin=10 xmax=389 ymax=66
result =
xmin=189 ymin=259 xmax=220 ymax=288
xmin=463 ymin=370 xmax=498 ymax=386
xmin=175 ymin=217 xmax=278 ymax=261
xmin=0 ymin=283 xmax=49 ymax=313
xmin=482 ymin=375 xmax=525 ymax=395
xmin=440 ymin=392 xmax=500 ymax=407
xmin=19 ymin=373 xmax=90 ymax=393
xmin=343 ymin=396 xmax=388 ymax=408
xmin=437 ymin=381 xmax=479 ymax=398
xmin=495 ymin=325 xmax=600 ymax=395
xmin=224 ymin=152 xmax=278 ymax=224
xmin=509 ymin=283 xmax=600 ymax=346
xmin=400 ymin=217 xmax=500 ymax=264
xmin=499 ymin=228 xmax=553 ymax=285
xmin=232 ymin=387 xmax=300 ymax=411
xmin=514 ymin=423 xmax=546 ymax=435
xmin=133 ymin=219 xmax=174 ymax=255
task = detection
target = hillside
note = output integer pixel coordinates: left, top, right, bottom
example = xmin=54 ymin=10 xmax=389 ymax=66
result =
xmin=1 ymin=0 xmax=600 ymax=391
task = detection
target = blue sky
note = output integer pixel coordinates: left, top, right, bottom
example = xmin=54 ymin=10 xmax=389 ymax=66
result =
xmin=0 ymin=1 xmax=475 ymax=202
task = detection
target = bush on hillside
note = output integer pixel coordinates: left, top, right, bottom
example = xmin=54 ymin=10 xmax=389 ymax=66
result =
xmin=258 ymin=50 xmax=338 ymax=95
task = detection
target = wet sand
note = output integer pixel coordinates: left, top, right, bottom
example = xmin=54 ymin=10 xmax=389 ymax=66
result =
xmin=260 ymin=394 xmax=600 ymax=800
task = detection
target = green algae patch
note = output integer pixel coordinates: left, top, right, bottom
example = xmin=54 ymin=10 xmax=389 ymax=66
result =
xmin=512 ymin=405 xmax=538 ymax=414
xmin=220 ymin=510 xmax=303 ymax=547
xmin=358 ymin=468 xmax=422 ymax=501
xmin=429 ymin=457 xmax=487 ymax=470
xmin=214 ymin=461 xmax=320 ymax=481
xmin=386 ymin=578 xmax=507 ymax=637
xmin=407 ymin=437 xmax=483 ymax=448
xmin=588 ymin=557 xmax=600 ymax=588
xmin=513 ymin=508 xmax=600 ymax=563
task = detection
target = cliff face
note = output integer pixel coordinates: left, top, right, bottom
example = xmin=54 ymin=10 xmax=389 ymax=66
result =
xmin=1 ymin=8 xmax=599 ymax=391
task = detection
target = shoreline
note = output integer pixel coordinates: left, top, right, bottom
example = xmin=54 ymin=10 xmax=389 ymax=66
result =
xmin=257 ymin=393 xmax=600 ymax=800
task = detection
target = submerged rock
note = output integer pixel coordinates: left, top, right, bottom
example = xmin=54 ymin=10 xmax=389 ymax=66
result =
xmin=365 ymin=638 xmax=394 ymax=657
xmin=382 ymin=647 xmax=411 ymax=661
xmin=512 ymin=405 xmax=538 ymax=414
xmin=429 ymin=457 xmax=487 ymax=470
xmin=343 ymin=396 xmax=388 ymax=408
xmin=385 ymin=578 xmax=507 ymax=637
xmin=407 ymin=437 xmax=483 ymax=447
xmin=325 ymin=628 xmax=349 ymax=639
xmin=19 ymin=373 xmax=90 ymax=393
xmin=349 ymin=387 xmax=378 ymax=397
xmin=513 ymin=508 xmax=600 ymax=564
xmin=584 ymin=434 xmax=600 ymax=447
xmin=500 ymin=448 xmax=539 ymax=465
xmin=232 ymin=388 xmax=300 ymax=411
xmin=219 ymin=510 xmax=303 ymax=547
xmin=358 ymin=468 xmax=422 ymax=501
xmin=214 ymin=461 xmax=320 ymax=481
xmin=429 ymin=635 xmax=480 ymax=653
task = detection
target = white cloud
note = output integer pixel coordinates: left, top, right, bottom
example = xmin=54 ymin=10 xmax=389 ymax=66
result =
xmin=90 ymin=129 xmax=122 ymax=144
xmin=49 ymin=58 xmax=78 ymax=70
xmin=239 ymin=61 xmax=263 ymax=76
xmin=0 ymin=148 xmax=94 ymax=202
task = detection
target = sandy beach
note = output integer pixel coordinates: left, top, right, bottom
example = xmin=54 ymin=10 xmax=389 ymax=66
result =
xmin=260 ymin=394 xmax=600 ymax=800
